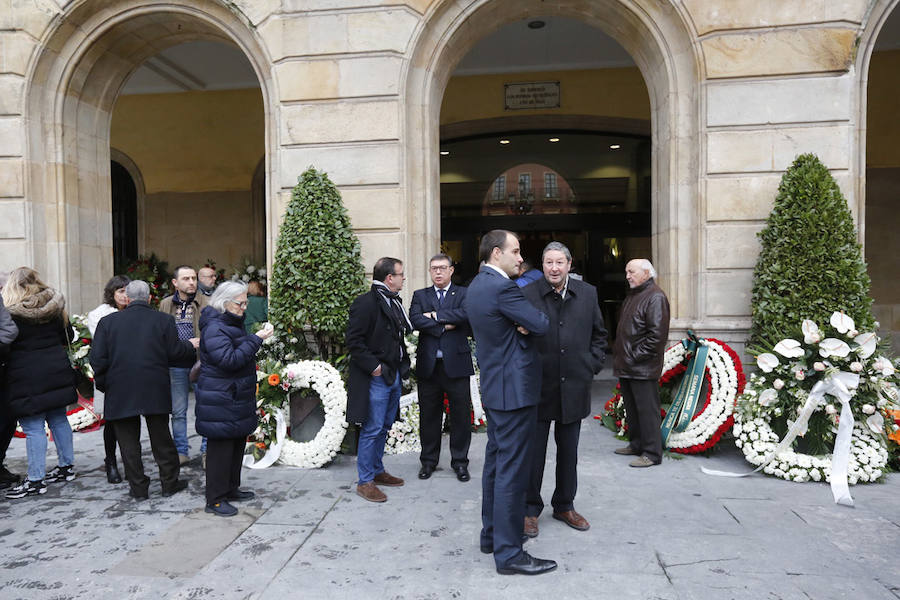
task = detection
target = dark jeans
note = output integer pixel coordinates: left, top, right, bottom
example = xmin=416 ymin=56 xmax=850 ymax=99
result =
xmin=526 ymin=419 xmax=581 ymax=517
xmin=619 ymin=378 xmax=663 ymax=463
xmin=417 ymin=360 xmax=471 ymax=469
xmin=112 ymin=414 xmax=180 ymax=497
xmin=205 ymin=437 xmax=245 ymax=505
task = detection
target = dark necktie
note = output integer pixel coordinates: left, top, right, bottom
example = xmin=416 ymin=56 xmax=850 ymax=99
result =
xmin=437 ymin=289 xmax=445 ymax=305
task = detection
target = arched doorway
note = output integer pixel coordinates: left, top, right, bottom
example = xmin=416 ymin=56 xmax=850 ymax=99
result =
xmin=23 ymin=0 xmax=273 ymax=312
xmin=110 ymin=160 xmax=138 ymax=274
xmin=858 ymin=0 xmax=900 ymax=351
xmin=403 ymin=0 xmax=700 ymax=323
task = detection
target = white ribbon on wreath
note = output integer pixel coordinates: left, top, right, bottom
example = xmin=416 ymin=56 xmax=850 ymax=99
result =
xmin=703 ymin=370 xmax=859 ymax=506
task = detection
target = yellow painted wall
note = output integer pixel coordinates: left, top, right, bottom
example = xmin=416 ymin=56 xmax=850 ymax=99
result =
xmin=867 ymin=49 xmax=900 ymax=168
xmin=440 ymin=67 xmax=651 ymax=125
xmin=110 ymin=88 xmax=264 ymax=193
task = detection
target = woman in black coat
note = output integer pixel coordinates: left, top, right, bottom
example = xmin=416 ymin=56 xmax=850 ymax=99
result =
xmin=195 ymin=281 xmax=273 ymax=516
xmin=2 ymin=267 xmax=77 ymax=499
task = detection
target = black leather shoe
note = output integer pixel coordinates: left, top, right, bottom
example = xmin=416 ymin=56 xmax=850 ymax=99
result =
xmin=418 ymin=464 xmax=435 ymax=480
xmin=480 ymin=535 xmax=529 ymax=554
xmin=105 ymin=458 xmax=122 ymax=484
xmin=161 ymin=479 xmax=188 ymax=497
xmin=226 ymin=489 xmax=255 ymax=501
xmin=453 ymin=466 xmax=471 ymax=482
xmin=496 ymin=551 xmax=558 ymax=575
xmin=128 ymin=489 xmax=149 ymax=501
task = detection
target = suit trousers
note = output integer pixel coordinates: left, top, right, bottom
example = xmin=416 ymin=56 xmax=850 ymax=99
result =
xmin=417 ymin=360 xmax=471 ymax=468
xmin=205 ymin=437 xmax=245 ymax=505
xmin=112 ymin=414 xmax=180 ymax=497
xmin=619 ymin=378 xmax=663 ymax=463
xmin=481 ymin=404 xmax=536 ymax=568
xmin=526 ymin=418 xmax=581 ymax=517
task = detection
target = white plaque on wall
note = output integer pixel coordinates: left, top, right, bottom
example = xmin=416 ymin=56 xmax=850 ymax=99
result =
xmin=504 ymin=81 xmax=561 ymax=110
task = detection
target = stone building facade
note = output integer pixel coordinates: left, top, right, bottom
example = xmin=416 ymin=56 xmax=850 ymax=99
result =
xmin=0 ymin=0 xmax=898 ymax=352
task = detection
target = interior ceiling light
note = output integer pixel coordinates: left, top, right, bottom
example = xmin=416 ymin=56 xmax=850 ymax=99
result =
xmin=499 ymin=139 xmax=510 ymax=145
xmin=528 ymin=20 xmax=546 ymax=29
xmin=609 ymin=144 xmax=621 ymax=149
xmin=549 ymin=137 xmax=560 ymax=143
xmin=440 ymin=150 xmax=450 ymax=156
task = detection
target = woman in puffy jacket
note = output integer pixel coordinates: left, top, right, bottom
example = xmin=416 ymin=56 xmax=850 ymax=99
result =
xmin=195 ymin=281 xmax=273 ymax=516
xmin=2 ymin=267 xmax=77 ymax=499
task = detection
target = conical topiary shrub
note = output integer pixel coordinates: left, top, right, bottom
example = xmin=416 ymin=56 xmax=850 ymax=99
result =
xmin=269 ymin=167 xmax=367 ymax=363
xmin=749 ymin=153 xmax=874 ymax=348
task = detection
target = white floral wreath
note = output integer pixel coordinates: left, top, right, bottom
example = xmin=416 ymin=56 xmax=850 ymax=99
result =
xmin=660 ymin=338 xmax=743 ymax=452
xmin=244 ymin=360 xmax=348 ymax=469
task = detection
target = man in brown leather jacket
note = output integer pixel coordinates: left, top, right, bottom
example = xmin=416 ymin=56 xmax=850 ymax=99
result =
xmin=612 ymin=259 xmax=670 ymax=467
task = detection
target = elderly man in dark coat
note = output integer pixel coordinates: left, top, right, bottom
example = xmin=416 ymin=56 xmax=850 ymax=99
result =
xmin=613 ymin=258 xmax=670 ymax=467
xmin=346 ymin=257 xmax=411 ymax=503
xmin=521 ymin=242 xmax=607 ymax=537
xmin=90 ymin=280 xmax=197 ymax=499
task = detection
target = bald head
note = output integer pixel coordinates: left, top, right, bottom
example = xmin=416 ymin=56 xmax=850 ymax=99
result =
xmin=625 ymin=259 xmax=655 ymax=288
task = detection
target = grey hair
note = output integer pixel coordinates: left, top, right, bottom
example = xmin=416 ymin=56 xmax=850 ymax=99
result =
xmin=542 ymin=241 xmax=572 ymax=262
xmin=209 ymin=280 xmax=248 ymax=313
xmin=635 ymin=259 xmax=657 ymax=279
xmin=124 ymin=280 xmax=150 ymax=302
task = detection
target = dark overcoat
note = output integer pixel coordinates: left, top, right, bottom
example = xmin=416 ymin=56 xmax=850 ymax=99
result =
xmin=195 ymin=306 xmax=262 ymax=439
xmin=90 ymin=301 xmax=195 ymax=420
xmin=463 ymin=266 xmax=549 ymax=412
xmin=409 ymin=283 xmax=474 ymax=380
xmin=345 ymin=285 xmax=410 ymax=424
xmin=3 ymin=289 xmax=75 ymax=418
xmin=522 ymin=277 xmax=608 ymax=423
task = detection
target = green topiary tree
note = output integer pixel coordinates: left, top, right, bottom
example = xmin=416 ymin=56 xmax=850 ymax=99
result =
xmin=269 ymin=167 xmax=368 ymax=363
xmin=749 ymin=153 xmax=874 ymax=347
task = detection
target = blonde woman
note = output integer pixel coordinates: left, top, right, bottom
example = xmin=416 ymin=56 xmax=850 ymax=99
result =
xmin=2 ymin=267 xmax=77 ymax=499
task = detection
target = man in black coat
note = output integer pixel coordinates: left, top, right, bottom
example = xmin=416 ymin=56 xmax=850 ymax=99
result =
xmin=409 ymin=253 xmax=474 ymax=482
xmin=90 ymin=280 xmax=197 ymax=499
xmin=521 ymin=242 xmax=607 ymax=538
xmin=346 ymin=257 xmax=411 ymax=503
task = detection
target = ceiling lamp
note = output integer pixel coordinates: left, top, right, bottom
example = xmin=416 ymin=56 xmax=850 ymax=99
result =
xmin=549 ymin=137 xmax=560 ymax=143
xmin=499 ymin=139 xmax=510 ymax=145
xmin=440 ymin=150 xmax=450 ymax=156
xmin=527 ymin=20 xmax=546 ymax=29
xmin=609 ymin=144 xmax=621 ymax=150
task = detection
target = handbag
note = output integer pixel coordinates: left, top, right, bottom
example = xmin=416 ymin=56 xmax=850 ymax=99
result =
xmin=189 ymin=359 xmax=202 ymax=383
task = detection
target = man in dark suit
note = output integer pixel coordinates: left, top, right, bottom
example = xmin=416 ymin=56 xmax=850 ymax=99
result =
xmin=346 ymin=257 xmax=411 ymax=503
xmin=464 ymin=229 xmax=556 ymax=576
xmin=90 ymin=280 xmax=197 ymax=500
xmin=409 ymin=253 xmax=474 ymax=482
xmin=522 ymin=242 xmax=608 ymax=538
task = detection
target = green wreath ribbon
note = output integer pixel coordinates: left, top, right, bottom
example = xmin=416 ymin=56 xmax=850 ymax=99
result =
xmin=660 ymin=331 xmax=709 ymax=447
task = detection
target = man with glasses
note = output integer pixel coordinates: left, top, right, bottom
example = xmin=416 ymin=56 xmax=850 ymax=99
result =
xmin=409 ymin=254 xmax=474 ymax=482
xmin=346 ymin=257 xmax=412 ymax=502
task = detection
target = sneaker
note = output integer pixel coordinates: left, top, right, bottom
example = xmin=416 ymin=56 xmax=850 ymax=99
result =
xmin=6 ymin=479 xmax=47 ymax=499
xmin=629 ymin=455 xmax=659 ymax=468
xmin=45 ymin=465 xmax=76 ymax=483
xmin=205 ymin=501 xmax=238 ymax=517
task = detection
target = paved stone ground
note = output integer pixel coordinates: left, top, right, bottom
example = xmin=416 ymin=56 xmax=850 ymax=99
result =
xmin=1 ymin=380 xmax=899 ymax=600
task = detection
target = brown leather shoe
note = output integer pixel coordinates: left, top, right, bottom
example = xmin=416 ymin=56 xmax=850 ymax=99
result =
xmin=523 ymin=516 xmax=539 ymax=538
xmin=614 ymin=446 xmax=639 ymax=456
xmin=373 ymin=471 xmax=404 ymax=487
xmin=553 ymin=510 xmax=590 ymax=531
xmin=629 ymin=455 xmax=658 ymax=468
xmin=356 ymin=482 xmax=387 ymax=502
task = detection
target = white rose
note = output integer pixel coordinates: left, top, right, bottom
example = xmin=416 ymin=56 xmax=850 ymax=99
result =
xmin=773 ymin=379 xmax=785 ymax=390
xmin=849 ymin=329 xmax=859 ymax=338
xmin=850 ymin=362 xmax=863 ymax=372
xmin=862 ymin=404 xmax=876 ymax=415
xmin=813 ymin=362 xmax=826 ymax=372
xmin=247 ymin=265 xmax=256 ymax=273
xmin=795 ymin=370 xmax=805 ymax=381
xmin=825 ymin=404 xmax=837 ymax=415
xmin=242 ymin=274 xmax=251 ymax=282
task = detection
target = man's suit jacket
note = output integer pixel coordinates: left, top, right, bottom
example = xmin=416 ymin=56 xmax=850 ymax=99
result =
xmin=409 ymin=284 xmax=474 ymax=380
xmin=90 ymin=301 xmax=195 ymax=420
xmin=522 ymin=276 xmax=608 ymax=423
xmin=345 ymin=285 xmax=411 ymax=424
xmin=464 ymin=266 xmax=549 ymax=412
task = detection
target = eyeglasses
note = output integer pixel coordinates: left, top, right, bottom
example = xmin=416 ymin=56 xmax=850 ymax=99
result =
xmin=390 ymin=272 xmax=405 ymax=278
xmin=429 ymin=265 xmax=450 ymax=272
xmin=229 ymin=300 xmax=248 ymax=308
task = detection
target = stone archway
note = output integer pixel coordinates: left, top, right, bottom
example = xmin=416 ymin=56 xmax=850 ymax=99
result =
xmin=403 ymin=0 xmax=701 ymax=321
xmin=855 ymin=0 xmax=900 ymax=350
xmin=23 ymin=0 xmax=274 ymax=312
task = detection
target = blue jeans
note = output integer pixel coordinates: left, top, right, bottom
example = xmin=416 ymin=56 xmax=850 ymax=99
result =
xmin=357 ymin=372 xmax=400 ymax=484
xmin=19 ymin=406 xmax=75 ymax=481
xmin=169 ymin=367 xmax=191 ymax=456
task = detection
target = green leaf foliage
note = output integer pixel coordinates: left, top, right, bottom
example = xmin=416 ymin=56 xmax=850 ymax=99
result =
xmin=749 ymin=153 xmax=874 ymax=347
xmin=269 ymin=167 xmax=367 ymax=362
